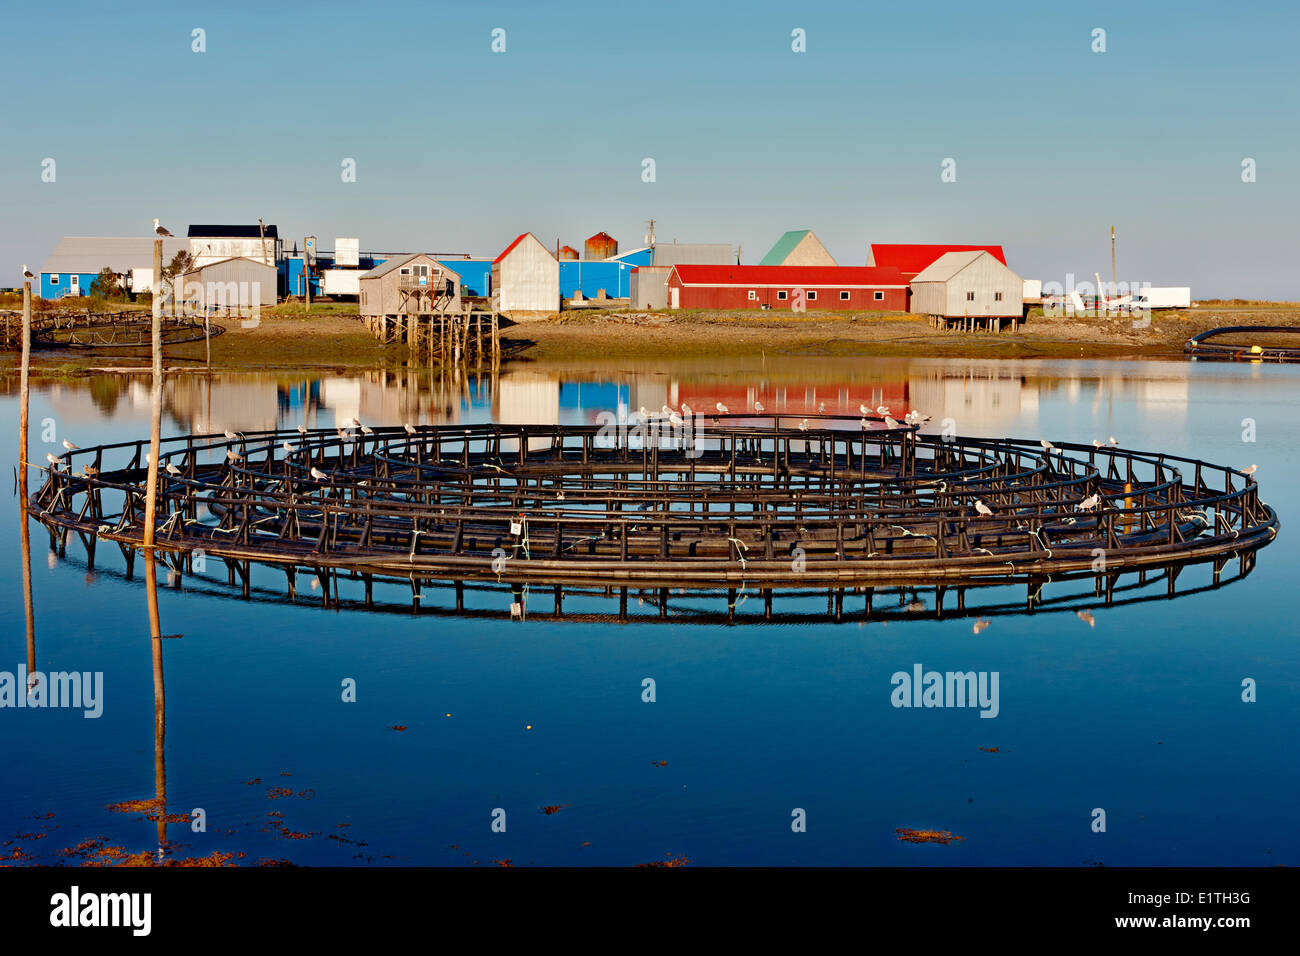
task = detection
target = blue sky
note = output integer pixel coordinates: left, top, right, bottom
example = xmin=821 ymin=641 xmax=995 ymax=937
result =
xmin=2 ymin=0 xmax=1297 ymax=297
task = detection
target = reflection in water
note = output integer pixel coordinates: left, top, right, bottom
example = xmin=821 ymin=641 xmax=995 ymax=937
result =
xmin=144 ymin=552 xmax=167 ymax=860
xmin=28 ymin=357 xmax=1198 ymax=443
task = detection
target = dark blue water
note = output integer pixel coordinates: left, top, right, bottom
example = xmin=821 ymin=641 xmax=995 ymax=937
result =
xmin=2 ymin=357 xmax=1296 ymax=866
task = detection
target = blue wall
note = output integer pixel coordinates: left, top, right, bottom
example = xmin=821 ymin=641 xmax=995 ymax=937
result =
xmin=436 ymin=259 xmax=492 ymax=297
xmin=610 ymin=248 xmax=654 ymax=267
xmin=41 ymin=273 xmax=99 ymax=299
xmin=560 ymin=260 xmax=635 ymax=299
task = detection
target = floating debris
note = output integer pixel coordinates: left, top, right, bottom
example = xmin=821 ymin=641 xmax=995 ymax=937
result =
xmin=896 ymin=828 xmax=965 ymax=845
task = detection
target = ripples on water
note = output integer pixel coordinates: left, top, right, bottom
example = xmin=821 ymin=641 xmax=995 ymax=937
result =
xmin=2 ymin=356 xmax=1297 ymax=866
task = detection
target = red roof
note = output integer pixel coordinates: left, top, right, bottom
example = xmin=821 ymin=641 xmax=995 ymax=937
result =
xmin=869 ymin=244 xmax=1005 ymax=278
xmin=671 ymin=265 xmax=907 ymax=287
xmin=493 ymin=233 xmax=534 ymax=264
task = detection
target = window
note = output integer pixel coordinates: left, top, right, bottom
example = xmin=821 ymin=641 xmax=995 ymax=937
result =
xmin=807 ymin=290 xmax=817 ymax=300
xmin=747 ymin=290 xmax=757 ymax=300
xmin=400 ymin=267 xmax=410 ymax=275
xmin=966 ymin=291 xmax=975 ymax=301
xmin=873 ymin=291 xmax=884 ymax=301
xmin=777 ymin=290 xmax=788 ymax=300
xmin=994 ymin=292 xmax=1003 ymax=301
xmin=840 ymin=291 xmax=850 ymax=301
xmin=50 ymin=274 xmax=59 ymax=284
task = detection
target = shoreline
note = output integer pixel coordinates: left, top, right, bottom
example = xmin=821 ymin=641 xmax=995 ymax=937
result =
xmin=5 ymin=302 xmax=1299 ymax=377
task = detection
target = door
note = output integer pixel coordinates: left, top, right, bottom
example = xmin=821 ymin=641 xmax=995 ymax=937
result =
xmin=70 ymin=274 xmax=80 ymax=294
xmin=670 ymin=286 xmax=679 ymax=309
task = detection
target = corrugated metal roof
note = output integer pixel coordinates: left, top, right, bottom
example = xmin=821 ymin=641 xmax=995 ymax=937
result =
xmin=358 ymin=253 xmax=461 ymax=280
xmin=869 ymin=243 xmax=1006 ymax=277
xmin=910 ymin=250 xmax=998 ymax=282
xmin=188 ymin=224 xmax=279 ymax=238
xmin=40 ymin=236 xmax=189 ymax=275
xmin=671 ymin=265 xmax=906 ymax=286
xmin=758 ymin=230 xmax=812 ymax=266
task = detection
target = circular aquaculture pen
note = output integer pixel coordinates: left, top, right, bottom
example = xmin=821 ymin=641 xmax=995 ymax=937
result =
xmin=28 ymin=419 xmax=1277 ymax=602
xmin=1185 ymin=325 xmax=1300 ymax=362
xmin=27 ymin=313 xmax=225 ymax=349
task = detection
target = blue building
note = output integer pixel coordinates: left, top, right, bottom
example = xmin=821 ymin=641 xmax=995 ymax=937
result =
xmin=39 ymin=236 xmax=188 ymax=299
xmin=559 ymin=259 xmax=636 ymax=299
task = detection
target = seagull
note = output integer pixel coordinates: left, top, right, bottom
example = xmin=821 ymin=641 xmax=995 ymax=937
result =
xmin=45 ymin=453 xmax=60 ymax=468
xmin=22 ymin=264 xmax=34 ymax=280
xmin=224 ymin=429 xmax=242 ymax=441
xmin=1078 ymin=493 xmax=1100 ymax=511
xmin=297 ymin=425 xmax=309 ymax=435
xmin=681 ymin=403 xmax=692 ymax=417
xmin=1092 ymin=439 xmax=1104 ymax=449
xmin=1040 ymin=439 xmax=1054 ymax=451
xmin=81 ymin=464 xmax=98 ymax=477
xmin=661 ymin=404 xmax=672 ymax=417
xmin=310 ymin=467 xmax=328 ymax=481
xmin=1242 ymin=464 xmax=1258 ymax=476
xmin=817 ymin=402 xmax=826 ymax=414
xmin=715 ymin=402 xmax=728 ymax=414
xmin=153 ymin=218 xmax=172 ymax=237
xmin=360 ymin=424 xmax=374 ymax=436
xmin=1107 ymin=436 xmax=1118 ymax=446
xmin=1076 ymin=610 xmax=1096 ymax=627
xmin=165 ymin=463 xmax=182 ymax=476
xmin=860 ymin=418 xmax=870 ymax=429
xmin=973 ymin=618 xmax=991 ymax=635
xmin=754 ymin=401 xmax=764 ymax=413
xmin=62 ymin=439 xmax=78 ymax=451
xmin=225 ymin=449 xmax=242 ymax=463
xmin=798 ymin=419 xmax=809 ymax=431
xmin=282 ymin=441 xmax=296 ymax=454
xmin=639 ymin=406 xmax=648 ymax=419
xmin=669 ymin=412 xmax=682 ymax=428
xmin=884 ymin=415 xmax=900 ymax=430
xmin=404 ymin=423 xmax=417 ymax=435
xmin=974 ymin=499 xmax=993 ymax=516
xmin=876 ymin=405 xmax=890 ymax=417
xmin=345 ymin=417 xmax=361 ymax=429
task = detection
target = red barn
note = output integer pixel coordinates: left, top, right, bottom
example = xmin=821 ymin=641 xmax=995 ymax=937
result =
xmin=666 ymin=265 xmax=908 ymax=311
xmin=867 ymin=244 xmax=1006 ymax=282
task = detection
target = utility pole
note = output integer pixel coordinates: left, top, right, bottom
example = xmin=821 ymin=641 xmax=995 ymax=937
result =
xmin=1111 ymin=225 xmax=1117 ymax=298
xmin=304 ymin=236 xmax=313 ymax=310
xmin=259 ymin=218 xmax=269 ymax=266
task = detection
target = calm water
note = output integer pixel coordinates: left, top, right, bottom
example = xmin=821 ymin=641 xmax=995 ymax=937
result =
xmin=2 ymin=355 xmax=1297 ymax=866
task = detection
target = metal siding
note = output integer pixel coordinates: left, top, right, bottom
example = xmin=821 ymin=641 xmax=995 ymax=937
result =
xmin=668 ymin=275 xmax=905 ymax=311
xmin=496 ymin=234 xmax=559 ymax=312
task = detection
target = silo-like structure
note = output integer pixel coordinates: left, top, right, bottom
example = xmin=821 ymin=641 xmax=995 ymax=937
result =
xmin=584 ymin=231 xmax=617 ymax=260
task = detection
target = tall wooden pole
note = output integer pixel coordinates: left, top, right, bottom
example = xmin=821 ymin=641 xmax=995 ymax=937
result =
xmin=304 ymin=237 xmax=312 ymax=310
xmin=143 ymin=240 xmax=163 ymax=549
xmin=19 ymin=280 xmax=34 ymax=679
xmin=19 ymin=280 xmax=31 ymax=481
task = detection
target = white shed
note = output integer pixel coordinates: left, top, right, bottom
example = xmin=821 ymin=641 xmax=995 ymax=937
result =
xmin=491 ymin=232 xmax=559 ymax=315
xmin=176 ymin=257 xmax=277 ymax=315
xmin=909 ymin=250 xmax=1023 ymax=319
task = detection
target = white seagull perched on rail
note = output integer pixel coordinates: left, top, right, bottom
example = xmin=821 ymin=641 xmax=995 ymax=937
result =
xmin=715 ymin=402 xmax=729 ymax=414
xmin=45 ymin=453 xmax=61 ymax=469
xmin=1242 ymin=464 xmax=1258 ymax=476
xmin=1092 ymin=439 xmax=1104 ymax=449
xmin=62 ymin=439 xmax=78 ymax=450
xmin=1108 ymin=436 xmax=1119 ymax=446
xmin=754 ymin=400 xmax=764 ymax=414
xmin=153 ymin=218 xmax=172 ymax=237
xmin=404 ymin=422 xmax=417 ymax=435
xmin=681 ymin=402 xmax=692 ymax=417
xmin=974 ymin=499 xmax=993 ymax=516
xmin=225 ymin=449 xmax=243 ymax=463
xmin=1040 ymin=439 xmax=1055 ymax=452
xmin=22 ymin=264 xmax=34 ymax=280
xmin=817 ymin=401 xmax=826 ymax=414
xmin=166 ymin=462 xmax=182 ymax=477
xmin=297 ymin=424 xmax=309 ymax=435
xmin=859 ymin=403 xmax=869 ymax=416
xmin=1078 ymin=493 xmax=1100 ymax=511
xmin=310 ymin=466 xmax=328 ymax=481
xmin=224 ymin=429 xmax=242 ymax=441
xmin=884 ymin=415 xmax=901 ymax=430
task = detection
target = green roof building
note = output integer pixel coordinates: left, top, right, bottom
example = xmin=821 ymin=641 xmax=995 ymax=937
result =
xmin=758 ymin=230 xmax=837 ymax=267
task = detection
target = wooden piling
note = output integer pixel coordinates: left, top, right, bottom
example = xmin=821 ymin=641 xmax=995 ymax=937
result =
xmin=143 ymin=240 xmax=163 ymax=549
